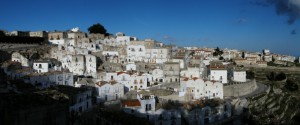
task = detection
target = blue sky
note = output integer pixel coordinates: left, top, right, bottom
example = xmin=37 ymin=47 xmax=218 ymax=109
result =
xmin=0 ymin=0 xmax=299 ymax=56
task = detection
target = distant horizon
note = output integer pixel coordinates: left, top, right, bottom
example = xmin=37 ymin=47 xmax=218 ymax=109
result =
xmin=1 ymin=0 xmax=299 ymax=57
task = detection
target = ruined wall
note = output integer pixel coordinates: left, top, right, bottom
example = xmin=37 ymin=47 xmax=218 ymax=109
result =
xmin=223 ymin=79 xmax=257 ymax=97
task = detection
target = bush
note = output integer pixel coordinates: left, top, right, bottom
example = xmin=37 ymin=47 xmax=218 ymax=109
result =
xmin=246 ymin=71 xmax=255 ymax=79
xmin=154 ymin=82 xmax=158 ymax=85
xmin=275 ymin=72 xmax=286 ymax=81
xmin=285 ymin=80 xmax=298 ymax=91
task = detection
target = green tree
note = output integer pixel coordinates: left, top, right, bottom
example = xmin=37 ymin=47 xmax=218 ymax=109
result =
xmin=285 ymin=80 xmax=298 ymax=91
xmin=0 ymin=30 xmax=5 ymax=37
xmin=213 ymin=47 xmax=223 ymax=56
xmin=246 ymin=71 xmax=255 ymax=79
xmin=88 ymin=23 xmax=107 ymax=34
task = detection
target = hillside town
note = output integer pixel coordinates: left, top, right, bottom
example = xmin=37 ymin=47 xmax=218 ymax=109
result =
xmin=0 ymin=27 xmax=299 ymax=125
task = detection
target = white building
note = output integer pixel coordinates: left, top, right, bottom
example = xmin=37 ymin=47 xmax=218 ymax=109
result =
xmin=57 ymin=86 xmax=92 ymax=113
xmin=25 ymin=71 xmax=74 ymax=88
xmin=116 ymin=72 xmax=149 ymax=92
xmin=152 ymin=68 xmax=164 ymax=82
xmin=71 ymin=55 xmax=85 ymax=75
xmin=11 ymin=52 xmax=30 ymax=67
xmin=209 ymin=64 xmax=228 ymax=84
xmin=180 ymin=78 xmax=223 ymax=99
xmin=145 ymin=48 xmax=169 ymax=64
xmin=116 ymin=32 xmax=131 ymax=45
xmin=95 ymin=81 xmax=124 ymax=103
xmin=102 ymin=51 xmax=119 ymax=63
xmin=232 ymin=70 xmax=246 ymax=82
xmin=122 ymin=92 xmax=156 ymax=114
xmin=85 ymin=54 xmax=97 ymax=77
xmin=127 ymin=45 xmax=146 ymax=62
xmin=126 ymin=62 xmax=136 ymax=71
xmin=33 ymin=61 xmax=49 ymax=73
xmin=180 ymin=67 xmax=201 ymax=79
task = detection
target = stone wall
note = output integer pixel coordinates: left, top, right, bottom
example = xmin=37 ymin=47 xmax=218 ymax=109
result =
xmin=223 ymin=79 xmax=257 ymax=97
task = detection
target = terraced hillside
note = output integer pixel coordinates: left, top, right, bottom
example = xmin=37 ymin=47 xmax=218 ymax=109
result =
xmin=244 ymin=66 xmax=300 ymax=124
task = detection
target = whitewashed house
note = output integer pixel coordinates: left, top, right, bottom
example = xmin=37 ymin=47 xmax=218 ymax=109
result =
xmin=57 ymin=86 xmax=92 ymax=113
xmin=180 ymin=67 xmax=201 ymax=80
xmin=231 ymin=70 xmax=246 ymax=82
xmin=145 ymin=48 xmax=169 ymax=64
xmin=122 ymin=92 xmax=156 ymax=114
xmin=127 ymin=45 xmax=146 ymax=62
xmin=180 ymin=78 xmax=223 ymax=99
xmin=95 ymin=81 xmax=124 ymax=103
xmin=152 ymin=68 xmax=164 ymax=82
xmin=71 ymin=55 xmax=85 ymax=75
xmin=25 ymin=71 xmax=74 ymax=88
xmin=209 ymin=62 xmax=228 ymax=84
xmin=116 ymin=32 xmax=132 ymax=45
xmin=102 ymin=51 xmax=119 ymax=63
xmin=126 ymin=62 xmax=136 ymax=71
xmin=116 ymin=72 xmax=148 ymax=91
xmin=85 ymin=54 xmax=97 ymax=77
xmin=33 ymin=61 xmax=49 ymax=73
xmin=11 ymin=52 xmax=30 ymax=67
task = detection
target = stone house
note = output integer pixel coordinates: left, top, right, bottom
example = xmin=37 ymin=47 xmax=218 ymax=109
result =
xmin=163 ymin=62 xmax=180 ymax=83
xmin=102 ymin=51 xmax=119 ymax=63
xmin=29 ymin=31 xmax=48 ymax=39
xmin=48 ymin=31 xmax=67 ymax=40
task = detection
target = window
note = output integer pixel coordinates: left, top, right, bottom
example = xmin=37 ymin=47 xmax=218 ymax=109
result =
xmin=39 ymin=64 xmax=42 ymax=68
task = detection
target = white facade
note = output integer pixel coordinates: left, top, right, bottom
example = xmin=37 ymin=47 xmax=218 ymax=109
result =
xmin=49 ymin=39 xmax=65 ymax=45
xmin=127 ymin=45 xmax=146 ymax=62
xmin=180 ymin=78 xmax=223 ymax=99
xmin=232 ymin=71 xmax=246 ymax=82
xmin=126 ymin=63 xmax=136 ymax=71
xmin=33 ymin=61 xmax=49 ymax=73
xmin=71 ymin=55 xmax=85 ymax=75
xmin=25 ymin=71 xmax=74 ymax=88
xmin=116 ymin=34 xmax=131 ymax=45
xmin=145 ymin=48 xmax=169 ymax=64
xmin=152 ymin=68 xmax=164 ymax=82
xmin=11 ymin=52 xmax=29 ymax=67
xmin=116 ymin=72 xmax=148 ymax=91
xmin=68 ymin=87 xmax=92 ymax=113
xmin=96 ymin=82 xmax=124 ymax=103
xmin=85 ymin=54 xmax=97 ymax=77
xmin=180 ymin=67 xmax=200 ymax=79
xmin=210 ymin=69 xmax=228 ymax=84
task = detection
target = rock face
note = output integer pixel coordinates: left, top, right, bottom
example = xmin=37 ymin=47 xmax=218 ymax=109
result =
xmin=246 ymin=86 xmax=300 ymax=124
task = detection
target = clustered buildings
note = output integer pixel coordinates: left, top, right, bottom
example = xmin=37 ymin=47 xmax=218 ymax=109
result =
xmin=1 ymin=27 xmax=297 ymax=124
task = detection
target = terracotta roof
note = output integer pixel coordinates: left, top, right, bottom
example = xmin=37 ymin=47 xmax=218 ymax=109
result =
xmin=192 ymin=77 xmax=198 ymax=81
xmin=117 ymin=71 xmax=126 ymax=75
xmin=121 ymin=99 xmax=141 ymax=107
xmin=183 ymin=77 xmax=189 ymax=81
xmin=210 ymin=66 xmax=226 ymax=70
